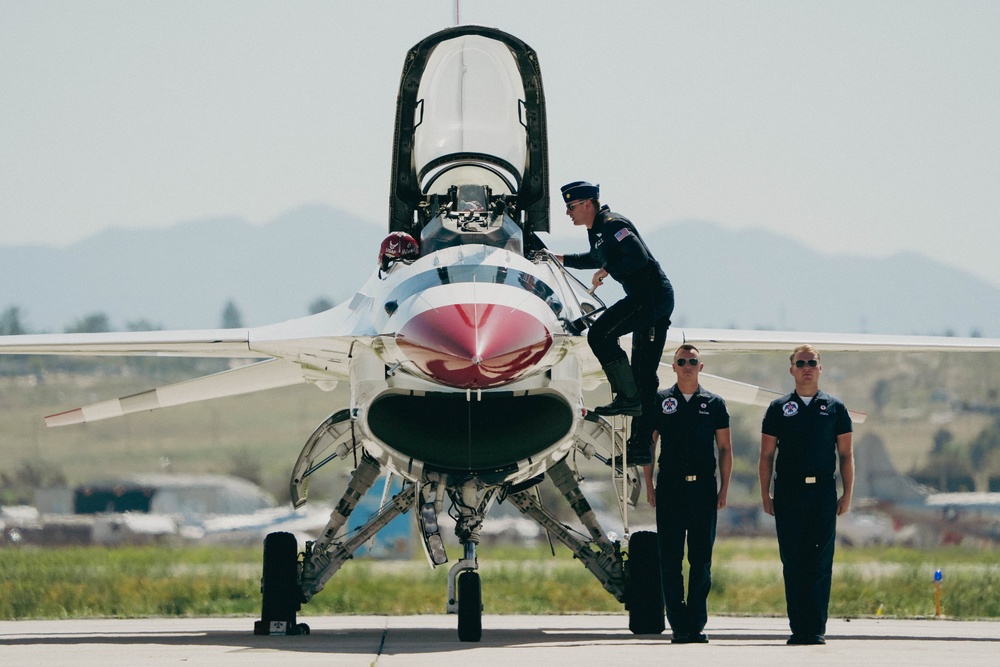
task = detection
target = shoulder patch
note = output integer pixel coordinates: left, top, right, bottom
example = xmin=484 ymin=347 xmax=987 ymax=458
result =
xmin=614 ymin=227 xmax=632 ymax=242
xmin=782 ymin=401 xmax=799 ymax=417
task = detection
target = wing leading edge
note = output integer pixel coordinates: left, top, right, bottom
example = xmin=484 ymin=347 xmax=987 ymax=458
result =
xmin=45 ymin=358 xmax=310 ymax=427
xmin=676 ymin=327 xmax=1000 ymax=353
xmin=0 ymin=328 xmax=262 ymax=358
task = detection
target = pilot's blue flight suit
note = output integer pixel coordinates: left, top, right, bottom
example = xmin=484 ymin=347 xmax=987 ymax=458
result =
xmin=562 ymin=205 xmax=674 ymax=461
xmin=651 ymin=384 xmax=729 ymax=639
xmin=761 ymin=390 xmax=852 ymax=641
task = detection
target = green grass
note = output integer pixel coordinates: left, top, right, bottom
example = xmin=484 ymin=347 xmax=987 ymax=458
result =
xmin=1 ymin=540 xmax=998 ymax=620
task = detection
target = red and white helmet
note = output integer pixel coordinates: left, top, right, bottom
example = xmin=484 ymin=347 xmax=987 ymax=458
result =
xmin=378 ymin=232 xmax=420 ymax=270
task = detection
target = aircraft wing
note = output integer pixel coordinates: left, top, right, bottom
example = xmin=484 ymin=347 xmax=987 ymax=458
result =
xmin=675 ymin=327 xmax=1000 ymax=353
xmin=0 ymin=328 xmax=265 ymax=358
xmin=697 ymin=370 xmax=867 ymax=423
xmin=0 ymin=306 xmax=367 ymax=426
xmin=45 ymin=358 xmax=310 ymax=426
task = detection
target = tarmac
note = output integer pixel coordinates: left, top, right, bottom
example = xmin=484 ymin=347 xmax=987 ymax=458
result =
xmin=2 ymin=614 xmax=999 ymax=666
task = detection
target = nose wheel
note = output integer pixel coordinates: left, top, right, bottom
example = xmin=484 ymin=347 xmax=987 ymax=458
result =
xmin=457 ymin=571 xmax=483 ymax=642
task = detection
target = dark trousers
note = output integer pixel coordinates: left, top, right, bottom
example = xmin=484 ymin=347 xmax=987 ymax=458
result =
xmin=587 ymin=294 xmax=671 ymax=447
xmin=774 ymin=479 xmax=837 ymax=637
xmin=655 ymin=476 xmax=718 ymax=635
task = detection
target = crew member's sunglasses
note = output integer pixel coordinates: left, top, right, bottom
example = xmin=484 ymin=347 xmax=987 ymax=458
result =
xmin=794 ymin=359 xmax=819 ymax=368
xmin=566 ymin=201 xmax=588 ymax=211
xmin=676 ymin=358 xmax=699 ymax=367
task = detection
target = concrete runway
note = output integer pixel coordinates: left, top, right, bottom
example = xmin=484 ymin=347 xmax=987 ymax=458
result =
xmin=2 ymin=615 xmax=998 ymax=666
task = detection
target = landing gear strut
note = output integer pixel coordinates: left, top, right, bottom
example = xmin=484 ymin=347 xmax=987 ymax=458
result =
xmin=443 ymin=480 xmax=493 ymax=641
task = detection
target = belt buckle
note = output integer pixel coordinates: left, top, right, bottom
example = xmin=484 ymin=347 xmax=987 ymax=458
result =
xmin=685 ymin=475 xmax=697 ymax=482
xmin=805 ymin=476 xmax=816 ymax=484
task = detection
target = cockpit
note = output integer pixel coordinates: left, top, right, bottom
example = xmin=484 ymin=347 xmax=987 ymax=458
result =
xmin=387 ymin=27 xmax=550 ymax=257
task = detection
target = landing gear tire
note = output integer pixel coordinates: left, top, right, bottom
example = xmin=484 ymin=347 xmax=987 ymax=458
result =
xmin=457 ymin=571 xmax=483 ymax=642
xmin=625 ymin=530 xmax=664 ymax=635
xmin=255 ymin=531 xmax=308 ymax=635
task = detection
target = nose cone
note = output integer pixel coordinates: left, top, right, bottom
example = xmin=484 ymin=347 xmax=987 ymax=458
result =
xmin=397 ymin=303 xmax=552 ymax=388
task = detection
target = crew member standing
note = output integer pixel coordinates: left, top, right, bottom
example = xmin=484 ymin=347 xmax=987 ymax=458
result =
xmin=644 ymin=344 xmax=732 ymax=643
xmin=553 ymin=181 xmax=674 ymax=465
xmin=759 ymin=345 xmax=855 ymax=646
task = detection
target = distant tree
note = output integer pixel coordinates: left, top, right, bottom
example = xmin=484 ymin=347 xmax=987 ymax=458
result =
xmin=931 ymin=427 xmax=954 ymax=455
xmin=127 ymin=318 xmax=162 ymax=332
xmin=228 ymin=448 xmax=262 ymax=486
xmin=871 ymin=378 xmax=892 ymax=413
xmin=308 ymin=297 xmax=335 ymax=315
xmin=0 ymin=459 xmax=67 ymax=505
xmin=969 ymin=417 xmax=1000 ymax=471
xmin=0 ymin=306 xmax=28 ymax=335
xmin=221 ymin=300 xmax=243 ymax=328
xmin=66 ymin=312 xmax=111 ymax=333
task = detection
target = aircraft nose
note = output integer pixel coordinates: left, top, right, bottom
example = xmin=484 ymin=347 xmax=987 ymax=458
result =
xmin=396 ymin=303 xmax=552 ymax=388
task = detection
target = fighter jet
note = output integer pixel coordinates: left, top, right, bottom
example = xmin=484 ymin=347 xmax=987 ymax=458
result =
xmin=2 ymin=25 xmax=1000 ymax=642
xmin=853 ymin=434 xmax=1000 ymax=544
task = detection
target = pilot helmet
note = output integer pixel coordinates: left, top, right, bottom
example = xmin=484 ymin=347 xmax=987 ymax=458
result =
xmin=378 ymin=231 xmax=420 ymax=271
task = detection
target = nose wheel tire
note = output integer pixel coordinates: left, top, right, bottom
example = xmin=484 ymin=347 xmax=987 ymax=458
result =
xmin=457 ymin=571 xmax=483 ymax=642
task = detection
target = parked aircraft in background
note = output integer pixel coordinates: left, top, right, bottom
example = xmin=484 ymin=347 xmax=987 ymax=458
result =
xmin=2 ymin=26 xmax=1000 ymax=641
xmin=853 ymin=435 xmax=1000 ymax=544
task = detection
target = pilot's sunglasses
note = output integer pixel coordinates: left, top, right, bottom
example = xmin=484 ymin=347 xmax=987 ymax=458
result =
xmin=676 ymin=358 xmax=699 ymax=367
xmin=566 ymin=201 xmax=587 ymax=211
xmin=794 ymin=359 xmax=819 ymax=368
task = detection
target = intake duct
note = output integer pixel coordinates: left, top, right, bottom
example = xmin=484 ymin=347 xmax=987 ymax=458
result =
xmin=367 ymin=391 xmax=573 ymax=474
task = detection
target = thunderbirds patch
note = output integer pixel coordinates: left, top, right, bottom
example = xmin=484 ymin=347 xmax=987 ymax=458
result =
xmin=782 ymin=401 xmax=799 ymax=417
xmin=661 ymin=397 xmax=679 ymax=414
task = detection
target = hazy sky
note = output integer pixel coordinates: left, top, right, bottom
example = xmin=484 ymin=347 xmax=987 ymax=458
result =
xmin=3 ymin=1 xmax=999 ymax=288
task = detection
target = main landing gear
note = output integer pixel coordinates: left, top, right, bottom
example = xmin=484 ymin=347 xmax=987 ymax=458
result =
xmin=254 ymin=532 xmax=310 ymax=636
xmin=252 ymin=412 xmax=662 ymax=641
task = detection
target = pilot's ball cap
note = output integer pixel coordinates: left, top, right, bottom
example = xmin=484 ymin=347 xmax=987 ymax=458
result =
xmin=560 ymin=181 xmax=599 ymax=203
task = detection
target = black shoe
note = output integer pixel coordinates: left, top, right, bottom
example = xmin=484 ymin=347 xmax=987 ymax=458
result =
xmin=787 ymin=634 xmax=825 ymax=645
xmin=691 ymin=632 xmax=709 ymax=643
xmin=671 ymin=633 xmax=691 ymax=644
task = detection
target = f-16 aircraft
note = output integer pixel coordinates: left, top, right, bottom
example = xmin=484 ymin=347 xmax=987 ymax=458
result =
xmin=854 ymin=435 xmax=1000 ymax=544
xmin=2 ymin=25 xmax=1000 ymax=642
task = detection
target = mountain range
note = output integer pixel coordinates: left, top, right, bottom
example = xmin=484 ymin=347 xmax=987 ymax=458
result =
xmin=3 ymin=204 xmax=998 ymax=337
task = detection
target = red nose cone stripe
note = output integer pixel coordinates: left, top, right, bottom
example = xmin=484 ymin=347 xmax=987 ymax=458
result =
xmin=397 ymin=303 xmax=551 ymax=388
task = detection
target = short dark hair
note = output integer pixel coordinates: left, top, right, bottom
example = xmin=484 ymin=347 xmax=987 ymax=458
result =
xmin=674 ymin=344 xmax=700 ymax=357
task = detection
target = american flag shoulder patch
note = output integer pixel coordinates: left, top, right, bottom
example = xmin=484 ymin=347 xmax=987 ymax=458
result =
xmin=614 ymin=227 xmax=632 ymax=241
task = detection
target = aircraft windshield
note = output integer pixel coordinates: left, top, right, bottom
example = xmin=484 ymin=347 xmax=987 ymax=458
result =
xmin=391 ymin=265 xmax=558 ymax=314
xmin=414 ymin=36 xmax=527 ymax=194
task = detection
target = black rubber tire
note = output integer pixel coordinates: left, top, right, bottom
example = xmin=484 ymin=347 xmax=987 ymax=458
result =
xmin=625 ymin=530 xmax=664 ymax=634
xmin=457 ymin=571 xmax=483 ymax=642
xmin=261 ymin=531 xmax=301 ymax=625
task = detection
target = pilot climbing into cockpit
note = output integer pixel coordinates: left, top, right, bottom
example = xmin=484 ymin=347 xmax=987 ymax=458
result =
xmin=553 ymin=181 xmax=675 ymax=466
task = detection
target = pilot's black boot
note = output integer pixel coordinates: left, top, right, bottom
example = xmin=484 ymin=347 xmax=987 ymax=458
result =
xmin=626 ymin=434 xmax=654 ymax=467
xmin=593 ymin=359 xmax=642 ymax=417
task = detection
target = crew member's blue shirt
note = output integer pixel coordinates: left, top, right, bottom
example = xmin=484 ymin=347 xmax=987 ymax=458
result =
xmin=562 ymin=205 xmax=673 ymax=321
xmin=761 ymin=390 xmax=852 ymax=480
xmin=652 ymin=384 xmax=729 ymax=480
